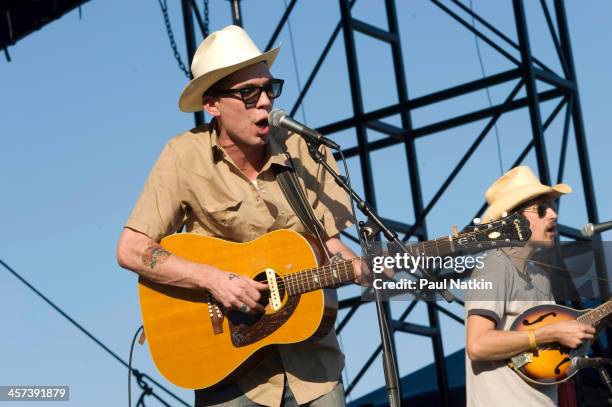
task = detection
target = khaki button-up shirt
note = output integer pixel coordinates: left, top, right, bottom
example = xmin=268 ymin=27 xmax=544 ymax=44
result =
xmin=126 ymin=122 xmax=354 ymax=406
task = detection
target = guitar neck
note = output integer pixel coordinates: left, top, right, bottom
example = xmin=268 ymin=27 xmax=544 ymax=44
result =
xmin=284 ymin=259 xmax=354 ymax=296
xmin=577 ymin=300 xmax=612 ymax=326
xmin=284 ymin=236 xmax=459 ymax=296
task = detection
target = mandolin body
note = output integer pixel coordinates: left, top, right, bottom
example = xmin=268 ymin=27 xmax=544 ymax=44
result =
xmin=509 ymin=303 xmax=590 ymax=385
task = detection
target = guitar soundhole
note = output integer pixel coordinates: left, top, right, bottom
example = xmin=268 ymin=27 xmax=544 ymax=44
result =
xmin=228 ymin=272 xmax=299 ymax=348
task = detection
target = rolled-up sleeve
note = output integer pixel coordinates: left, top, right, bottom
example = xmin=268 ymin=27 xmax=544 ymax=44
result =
xmin=464 ymin=250 xmax=510 ymax=325
xmin=125 ymin=143 xmax=185 ymax=242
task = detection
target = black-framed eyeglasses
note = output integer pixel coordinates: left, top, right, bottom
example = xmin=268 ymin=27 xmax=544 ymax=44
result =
xmin=213 ymin=79 xmax=284 ymax=107
xmin=520 ymin=200 xmax=558 ymax=218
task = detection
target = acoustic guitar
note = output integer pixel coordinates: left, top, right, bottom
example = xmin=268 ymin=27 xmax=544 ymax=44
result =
xmin=139 ymin=213 xmax=530 ymax=389
xmin=508 ymin=300 xmax=612 ymax=385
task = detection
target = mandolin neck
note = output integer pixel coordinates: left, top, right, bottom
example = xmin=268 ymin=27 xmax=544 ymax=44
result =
xmin=578 ymin=300 xmax=612 ymax=326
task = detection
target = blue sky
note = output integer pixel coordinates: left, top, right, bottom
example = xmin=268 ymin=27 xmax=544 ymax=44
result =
xmin=1 ymin=1 xmax=611 ymax=405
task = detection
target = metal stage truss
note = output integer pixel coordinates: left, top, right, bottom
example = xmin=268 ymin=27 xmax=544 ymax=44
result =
xmin=0 ymin=0 xmax=90 ymax=61
xmin=178 ymin=0 xmax=604 ymax=405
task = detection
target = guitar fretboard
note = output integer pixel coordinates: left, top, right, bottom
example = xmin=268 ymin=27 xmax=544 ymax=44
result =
xmin=284 ymin=259 xmax=355 ymax=296
xmin=577 ymin=300 xmax=612 ymax=326
xmin=280 ymin=218 xmax=528 ymax=297
xmin=282 ymin=236 xmax=457 ymax=296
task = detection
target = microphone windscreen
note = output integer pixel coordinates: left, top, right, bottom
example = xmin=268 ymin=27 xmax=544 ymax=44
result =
xmin=268 ymin=109 xmax=286 ymax=127
xmin=581 ymin=223 xmax=594 ymax=238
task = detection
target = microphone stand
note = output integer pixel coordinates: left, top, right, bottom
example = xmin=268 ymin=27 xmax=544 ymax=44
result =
xmin=597 ymin=366 xmax=612 ymax=403
xmin=304 ymin=141 xmax=455 ymax=407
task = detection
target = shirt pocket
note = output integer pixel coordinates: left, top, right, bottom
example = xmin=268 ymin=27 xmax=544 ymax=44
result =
xmin=205 ymin=199 xmax=244 ymax=231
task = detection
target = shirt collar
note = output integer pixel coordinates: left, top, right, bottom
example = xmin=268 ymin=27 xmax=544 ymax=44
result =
xmin=209 ymin=118 xmax=226 ymax=163
xmin=502 ymin=245 xmax=534 ymax=273
xmin=263 ymin=127 xmax=292 ymax=171
xmin=209 ymin=120 xmax=292 ymax=169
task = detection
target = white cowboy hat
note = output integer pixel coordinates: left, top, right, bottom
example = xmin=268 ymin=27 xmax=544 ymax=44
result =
xmin=482 ymin=166 xmax=571 ymax=223
xmin=178 ymin=25 xmax=281 ymax=113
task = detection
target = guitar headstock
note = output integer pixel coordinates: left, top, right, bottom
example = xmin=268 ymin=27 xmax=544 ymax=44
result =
xmin=455 ymin=212 xmax=532 ymax=253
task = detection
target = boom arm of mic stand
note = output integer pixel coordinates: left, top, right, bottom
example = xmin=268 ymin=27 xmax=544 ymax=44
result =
xmin=598 ymin=366 xmax=612 ymax=401
xmin=305 ymin=141 xmax=456 ymax=407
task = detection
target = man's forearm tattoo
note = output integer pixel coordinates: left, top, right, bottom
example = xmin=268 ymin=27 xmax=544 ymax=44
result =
xmin=228 ymin=273 xmax=239 ymax=280
xmin=142 ymin=243 xmax=171 ymax=269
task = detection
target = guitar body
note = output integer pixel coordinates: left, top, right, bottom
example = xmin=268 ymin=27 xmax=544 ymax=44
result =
xmin=509 ymin=304 xmax=589 ymax=385
xmin=138 ymin=230 xmax=337 ymax=390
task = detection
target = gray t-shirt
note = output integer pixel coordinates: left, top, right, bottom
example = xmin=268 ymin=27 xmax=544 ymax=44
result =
xmin=464 ymin=247 xmax=557 ymax=407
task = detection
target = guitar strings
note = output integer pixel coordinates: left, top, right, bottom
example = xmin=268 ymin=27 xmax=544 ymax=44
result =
xmin=260 ymin=221 xmax=521 ymax=295
xmin=505 ymin=253 xmax=611 ymax=284
xmin=272 ymin=237 xmax=498 ymax=294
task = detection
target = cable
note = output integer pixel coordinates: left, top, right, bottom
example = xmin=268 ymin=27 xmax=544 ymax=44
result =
xmin=0 ymin=258 xmax=190 ymax=406
xmin=337 ymin=149 xmax=359 ymax=403
xmin=282 ymin=0 xmax=308 ymax=123
xmin=128 ymin=325 xmax=144 ymax=407
xmin=468 ymin=0 xmax=504 ymax=175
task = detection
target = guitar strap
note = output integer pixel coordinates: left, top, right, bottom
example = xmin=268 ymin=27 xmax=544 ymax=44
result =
xmin=272 ymin=153 xmax=327 ymax=241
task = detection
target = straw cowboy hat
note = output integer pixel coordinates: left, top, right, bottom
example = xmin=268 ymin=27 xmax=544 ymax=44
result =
xmin=482 ymin=166 xmax=571 ymax=223
xmin=178 ymin=25 xmax=281 ymax=112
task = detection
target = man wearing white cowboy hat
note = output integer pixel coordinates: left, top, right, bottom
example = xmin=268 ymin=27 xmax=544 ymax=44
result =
xmin=117 ymin=25 xmax=360 ymax=406
xmin=464 ymin=166 xmax=595 ymax=406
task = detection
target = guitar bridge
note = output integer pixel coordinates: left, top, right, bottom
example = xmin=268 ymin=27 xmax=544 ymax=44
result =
xmin=510 ymin=352 xmax=532 ymax=369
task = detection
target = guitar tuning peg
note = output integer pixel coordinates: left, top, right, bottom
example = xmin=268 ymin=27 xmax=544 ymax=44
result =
xmin=502 ymin=211 xmax=508 ymax=217
xmin=452 ymin=224 xmax=459 ymax=237
xmin=489 ymin=215 xmax=493 ymax=222
xmin=473 ymin=217 xmax=481 ymax=225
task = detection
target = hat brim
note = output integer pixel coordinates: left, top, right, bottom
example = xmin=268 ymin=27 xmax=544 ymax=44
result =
xmin=482 ymin=182 xmax=571 ymax=223
xmin=178 ymin=45 xmax=281 ymax=113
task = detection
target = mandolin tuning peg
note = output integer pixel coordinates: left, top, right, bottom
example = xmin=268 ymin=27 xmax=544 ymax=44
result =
xmin=489 ymin=215 xmax=493 ymax=222
xmin=502 ymin=211 xmax=508 ymax=217
xmin=473 ymin=217 xmax=481 ymax=225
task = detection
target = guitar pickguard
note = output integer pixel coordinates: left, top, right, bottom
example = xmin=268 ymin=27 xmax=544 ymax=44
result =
xmin=228 ymin=294 xmax=300 ymax=347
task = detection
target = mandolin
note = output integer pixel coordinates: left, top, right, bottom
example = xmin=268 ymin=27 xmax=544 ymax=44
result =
xmin=508 ymin=300 xmax=612 ymax=385
xmin=139 ymin=213 xmax=530 ymax=389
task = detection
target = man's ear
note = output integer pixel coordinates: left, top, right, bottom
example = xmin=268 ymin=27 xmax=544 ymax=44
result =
xmin=202 ymin=95 xmax=220 ymax=117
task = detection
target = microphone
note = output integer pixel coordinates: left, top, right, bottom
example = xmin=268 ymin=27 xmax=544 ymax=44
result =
xmin=268 ymin=109 xmax=340 ymax=150
xmin=571 ymin=356 xmax=612 ymax=370
xmin=581 ymin=220 xmax=612 ymax=237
